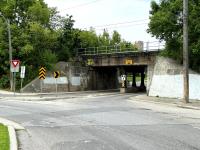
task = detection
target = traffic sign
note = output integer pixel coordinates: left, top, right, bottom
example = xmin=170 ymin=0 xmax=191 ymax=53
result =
xmin=121 ymin=75 xmax=126 ymax=88
xmin=39 ymin=67 xmax=46 ymax=80
xmin=10 ymin=60 xmax=20 ymax=72
xmin=20 ymin=66 xmax=26 ymax=78
xmin=87 ymin=59 xmax=94 ymax=65
xmin=125 ymin=59 xmax=133 ymax=65
xmin=54 ymin=71 xmax=60 ymax=78
xmin=121 ymin=75 xmax=126 ymax=81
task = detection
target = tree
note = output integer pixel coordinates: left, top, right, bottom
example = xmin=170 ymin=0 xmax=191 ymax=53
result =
xmin=111 ymin=30 xmax=121 ymax=45
xmin=56 ymin=15 xmax=75 ymax=61
xmin=0 ymin=0 xmax=59 ymax=89
xmin=148 ymin=0 xmax=200 ymax=72
xmin=98 ymin=29 xmax=110 ymax=46
xmin=78 ymin=28 xmax=99 ymax=48
xmin=0 ymin=0 xmax=137 ymax=89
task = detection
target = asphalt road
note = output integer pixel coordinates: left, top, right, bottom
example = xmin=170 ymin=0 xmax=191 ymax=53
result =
xmin=0 ymin=93 xmax=200 ymax=150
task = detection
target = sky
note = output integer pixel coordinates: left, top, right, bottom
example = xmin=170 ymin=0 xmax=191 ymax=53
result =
xmin=44 ymin=0 xmax=159 ymax=43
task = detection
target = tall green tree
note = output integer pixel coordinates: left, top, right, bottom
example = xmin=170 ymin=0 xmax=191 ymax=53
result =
xmin=98 ymin=29 xmax=110 ymax=46
xmin=111 ymin=30 xmax=121 ymax=45
xmin=56 ymin=15 xmax=76 ymax=61
xmin=148 ymin=0 xmax=200 ymax=72
xmin=0 ymin=0 xmax=58 ymax=88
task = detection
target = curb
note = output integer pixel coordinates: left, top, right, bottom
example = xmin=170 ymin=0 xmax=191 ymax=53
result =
xmin=8 ymin=126 xmax=18 ymax=150
xmin=0 ymin=118 xmax=25 ymax=150
xmin=130 ymin=96 xmax=200 ymax=110
xmin=0 ymin=117 xmax=24 ymax=130
xmin=0 ymin=92 xmax=125 ymax=101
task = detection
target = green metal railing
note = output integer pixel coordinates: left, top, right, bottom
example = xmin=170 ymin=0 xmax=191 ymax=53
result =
xmin=78 ymin=46 xmax=140 ymax=55
xmin=78 ymin=46 xmax=162 ymax=56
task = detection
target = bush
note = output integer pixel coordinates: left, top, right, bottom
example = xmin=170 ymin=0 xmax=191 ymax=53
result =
xmin=0 ymin=75 xmax=9 ymax=89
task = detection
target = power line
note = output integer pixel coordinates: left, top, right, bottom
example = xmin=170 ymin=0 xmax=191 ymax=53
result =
xmin=91 ymin=19 xmax=148 ymax=28
xmin=76 ymin=18 xmax=149 ymax=30
xmin=61 ymin=0 xmax=102 ymax=10
xmin=89 ymin=22 xmax=149 ymax=30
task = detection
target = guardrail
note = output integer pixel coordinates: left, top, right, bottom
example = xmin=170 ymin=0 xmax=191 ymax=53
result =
xmin=77 ymin=44 xmax=165 ymax=56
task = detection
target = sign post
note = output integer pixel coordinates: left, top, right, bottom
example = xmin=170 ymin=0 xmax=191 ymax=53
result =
xmin=39 ymin=67 xmax=46 ymax=97
xmin=10 ymin=60 xmax=20 ymax=95
xmin=120 ymin=74 xmax=127 ymax=93
xmin=20 ymin=66 xmax=25 ymax=92
xmin=121 ymin=75 xmax=126 ymax=88
xmin=13 ymin=72 xmax=16 ymax=95
xmin=54 ymin=71 xmax=60 ymax=96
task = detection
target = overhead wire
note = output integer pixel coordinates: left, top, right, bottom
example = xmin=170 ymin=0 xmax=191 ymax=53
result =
xmin=90 ymin=19 xmax=148 ymax=28
xmin=55 ymin=0 xmax=149 ymax=30
xmin=94 ymin=22 xmax=149 ymax=30
xmin=60 ymin=0 xmax=103 ymax=10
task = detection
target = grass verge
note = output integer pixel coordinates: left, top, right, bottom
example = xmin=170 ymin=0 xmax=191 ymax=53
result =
xmin=0 ymin=124 xmax=10 ymax=150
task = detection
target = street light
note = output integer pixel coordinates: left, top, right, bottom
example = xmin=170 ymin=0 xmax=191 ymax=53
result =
xmin=0 ymin=12 xmax=13 ymax=91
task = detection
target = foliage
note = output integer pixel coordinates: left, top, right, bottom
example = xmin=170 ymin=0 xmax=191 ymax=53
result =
xmin=42 ymin=50 xmax=58 ymax=69
xmin=0 ymin=75 xmax=9 ymax=89
xmin=0 ymin=0 xmax=135 ymax=89
xmin=0 ymin=124 xmax=9 ymax=150
xmin=148 ymin=0 xmax=200 ymax=72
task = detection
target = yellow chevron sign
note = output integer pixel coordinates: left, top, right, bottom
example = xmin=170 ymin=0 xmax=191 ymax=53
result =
xmin=125 ymin=59 xmax=133 ymax=65
xmin=39 ymin=67 xmax=46 ymax=80
xmin=54 ymin=71 xmax=60 ymax=78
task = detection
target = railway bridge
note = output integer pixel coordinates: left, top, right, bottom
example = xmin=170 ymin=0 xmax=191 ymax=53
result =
xmin=77 ymin=44 xmax=162 ymax=93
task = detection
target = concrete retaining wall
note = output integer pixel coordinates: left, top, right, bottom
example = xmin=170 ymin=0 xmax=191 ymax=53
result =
xmin=149 ymin=56 xmax=200 ymax=100
xmin=21 ymin=62 xmax=89 ymax=93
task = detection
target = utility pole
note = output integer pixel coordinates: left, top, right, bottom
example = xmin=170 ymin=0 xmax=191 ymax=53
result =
xmin=0 ymin=13 xmax=13 ymax=91
xmin=183 ymin=0 xmax=189 ymax=103
xmin=8 ymin=19 xmax=13 ymax=91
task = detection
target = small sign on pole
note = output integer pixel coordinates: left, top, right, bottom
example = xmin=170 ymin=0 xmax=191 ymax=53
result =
xmin=121 ymin=75 xmax=126 ymax=88
xmin=20 ymin=66 xmax=25 ymax=79
xmin=54 ymin=71 xmax=60 ymax=96
xmin=10 ymin=60 xmax=20 ymax=72
xmin=10 ymin=60 xmax=20 ymax=95
xmin=39 ymin=67 xmax=46 ymax=96
xmin=39 ymin=67 xmax=46 ymax=80
xmin=20 ymin=66 xmax=25 ymax=93
xmin=54 ymin=71 xmax=60 ymax=78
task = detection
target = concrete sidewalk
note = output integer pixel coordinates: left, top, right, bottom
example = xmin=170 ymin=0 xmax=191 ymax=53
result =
xmin=0 ymin=90 xmax=38 ymax=96
xmin=131 ymin=94 xmax=200 ymax=110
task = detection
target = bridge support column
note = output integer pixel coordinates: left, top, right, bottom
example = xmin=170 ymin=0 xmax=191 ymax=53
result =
xmin=140 ymin=70 xmax=146 ymax=91
xmin=117 ymin=68 xmax=121 ymax=88
xmin=132 ymin=72 xmax=136 ymax=87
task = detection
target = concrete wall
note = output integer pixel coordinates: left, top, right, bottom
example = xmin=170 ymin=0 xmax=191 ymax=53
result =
xmin=21 ymin=62 xmax=89 ymax=93
xmin=146 ymin=64 xmax=154 ymax=94
xmin=149 ymin=56 xmax=200 ymax=100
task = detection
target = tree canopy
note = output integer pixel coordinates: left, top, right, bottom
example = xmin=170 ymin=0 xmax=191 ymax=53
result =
xmin=148 ymin=0 xmax=200 ymax=72
xmin=0 ymin=0 xmax=136 ymax=89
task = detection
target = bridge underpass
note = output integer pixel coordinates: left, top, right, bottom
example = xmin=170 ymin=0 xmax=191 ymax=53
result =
xmin=77 ymin=45 xmax=160 ymax=93
xmin=88 ymin=65 xmax=147 ymax=92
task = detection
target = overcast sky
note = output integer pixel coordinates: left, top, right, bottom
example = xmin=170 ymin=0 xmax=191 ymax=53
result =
xmin=44 ymin=0 xmax=159 ymax=42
